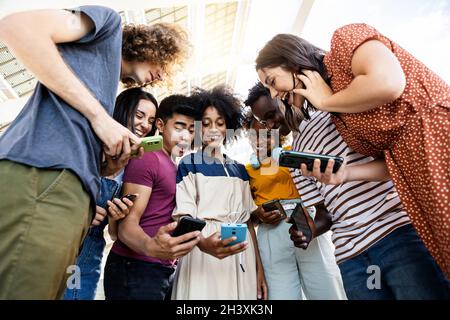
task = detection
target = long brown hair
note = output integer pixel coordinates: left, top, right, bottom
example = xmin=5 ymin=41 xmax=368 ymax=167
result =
xmin=256 ymin=34 xmax=329 ymax=127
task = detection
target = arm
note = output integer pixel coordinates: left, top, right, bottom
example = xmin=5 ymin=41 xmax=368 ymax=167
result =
xmin=118 ymin=183 xmax=200 ymax=259
xmin=301 ymin=158 xmax=390 ymax=185
xmin=107 ymin=196 xmax=136 ymax=241
xmin=0 ymin=9 xmax=140 ymax=156
xmin=247 ymin=219 xmax=268 ymax=300
xmin=295 ymin=40 xmax=406 ymax=113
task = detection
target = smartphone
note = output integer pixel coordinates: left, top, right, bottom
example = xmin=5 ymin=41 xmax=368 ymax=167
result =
xmin=122 ymin=194 xmax=137 ymax=202
xmin=261 ymin=199 xmax=286 ymax=218
xmin=279 ymin=150 xmax=344 ymax=173
xmin=132 ymin=136 xmax=163 ymax=156
xmin=172 ymin=216 xmax=206 ymax=238
xmin=221 ymin=223 xmax=247 ymax=247
xmin=286 ymin=201 xmax=314 ymax=244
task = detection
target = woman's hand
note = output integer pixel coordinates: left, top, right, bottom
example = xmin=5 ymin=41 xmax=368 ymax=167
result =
xmin=300 ymin=159 xmax=348 ymax=185
xmin=257 ymin=263 xmax=268 ymax=300
xmin=252 ymin=206 xmax=284 ymax=225
xmin=91 ymin=205 xmax=107 ymax=226
xmin=107 ymin=195 xmax=137 ymax=221
xmin=293 ymin=70 xmax=334 ymax=111
xmin=198 ymin=232 xmax=248 ymax=259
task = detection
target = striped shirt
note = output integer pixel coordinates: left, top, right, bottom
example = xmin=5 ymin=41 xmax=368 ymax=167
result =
xmin=291 ymin=111 xmax=410 ymax=264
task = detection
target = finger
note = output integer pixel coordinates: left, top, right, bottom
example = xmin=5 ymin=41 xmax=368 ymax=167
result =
xmin=107 ymin=200 xmax=120 ymax=213
xmin=292 ymin=88 xmax=308 ymax=97
xmin=312 ymin=159 xmax=322 ymax=179
xmin=297 ymin=74 xmax=311 ymax=88
xmin=114 ymin=139 xmax=123 ymax=158
xmin=172 ymin=235 xmax=201 ymax=257
xmin=173 ymin=230 xmax=202 ymax=245
xmin=91 ymin=219 xmax=101 ymax=226
xmin=96 ymin=205 xmax=107 ymax=217
xmin=136 ymin=147 xmax=145 ymax=159
xmin=322 ymin=159 xmax=335 ymax=181
xmin=129 ymin=132 xmax=141 ymax=146
xmin=122 ymin=135 xmax=131 ymax=157
xmin=300 ymin=163 xmax=311 ymax=177
xmin=159 ymin=221 xmax=178 ymax=234
xmin=112 ymin=198 xmax=128 ymax=212
xmin=121 ymin=196 xmax=135 ymax=207
xmin=312 ymin=70 xmax=323 ymax=81
xmin=220 ymin=236 xmax=238 ymax=247
xmin=107 ymin=204 xmax=123 ymax=220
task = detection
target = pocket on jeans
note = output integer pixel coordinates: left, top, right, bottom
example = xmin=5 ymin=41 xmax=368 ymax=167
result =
xmin=35 ymin=169 xmax=69 ymax=201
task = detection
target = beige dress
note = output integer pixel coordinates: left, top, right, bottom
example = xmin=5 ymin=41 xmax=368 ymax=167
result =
xmin=171 ymin=151 xmax=258 ymax=300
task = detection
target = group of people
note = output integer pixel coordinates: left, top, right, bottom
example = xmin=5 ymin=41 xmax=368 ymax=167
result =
xmin=0 ymin=5 xmax=448 ymax=300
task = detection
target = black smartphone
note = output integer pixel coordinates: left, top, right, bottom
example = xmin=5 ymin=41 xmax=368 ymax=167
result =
xmin=172 ymin=216 xmax=206 ymax=238
xmin=122 ymin=194 xmax=137 ymax=202
xmin=279 ymin=150 xmax=344 ymax=173
xmin=261 ymin=199 xmax=286 ymax=218
xmin=287 ymin=203 xmax=314 ymax=244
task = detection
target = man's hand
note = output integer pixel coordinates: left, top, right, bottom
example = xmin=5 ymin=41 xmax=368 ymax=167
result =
xmin=91 ymin=112 xmax=142 ymax=159
xmin=288 ymin=225 xmax=310 ymax=249
xmin=145 ymin=222 xmax=201 ymax=260
xmin=101 ymin=146 xmax=144 ymax=176
xmin=198 ymin=232 xmax=248 ymax=259
xmin=91 ymin=205 xmax=107 ymax=226
xmin=107 ymin=195 xmax=137 ymax=221
xmin=253 ymin=206 xmax=284 ymax=225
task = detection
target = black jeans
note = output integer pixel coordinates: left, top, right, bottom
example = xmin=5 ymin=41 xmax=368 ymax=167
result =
xmin=104 ymin=251 xmax=175 ymax=300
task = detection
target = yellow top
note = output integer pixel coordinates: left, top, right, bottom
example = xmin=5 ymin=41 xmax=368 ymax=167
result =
xmin=245 ymin=147 xmax=300 ymax=206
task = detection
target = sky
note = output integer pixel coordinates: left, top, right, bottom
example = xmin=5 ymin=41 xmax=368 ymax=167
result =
xmin=234 ymin=0 xmax=450 ymax=97
xmin=230 ymin=0 xmax=450 ymax=162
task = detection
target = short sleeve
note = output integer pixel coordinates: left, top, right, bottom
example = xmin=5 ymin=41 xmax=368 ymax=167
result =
xmin=290 ymin=169 xmax=324 ymax=207
xmin=329 ymin=23 xmax=392 ymax=72
xmin=173 ymin=160 xmax=198 ymax=218
xmin=66 ymin=5 xmax=121 ymax=44
xmin=123 ymin=152 xmax=158 ymax=189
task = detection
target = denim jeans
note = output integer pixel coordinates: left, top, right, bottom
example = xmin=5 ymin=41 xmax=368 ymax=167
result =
xmin=338 ymin=224 xmax=450 ymax=300
xmin=63 ymin=177 xmax=121 ymax=300
xmin=103 ymin=251 xmax=176 ymax=300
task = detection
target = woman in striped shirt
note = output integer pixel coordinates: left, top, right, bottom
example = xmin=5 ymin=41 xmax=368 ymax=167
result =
xmin=247 ymin=82 xmax=449 ymax=299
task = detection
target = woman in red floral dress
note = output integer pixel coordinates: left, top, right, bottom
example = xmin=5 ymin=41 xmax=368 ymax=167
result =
xmin=255 ymin=23 xmax=450 ymax=277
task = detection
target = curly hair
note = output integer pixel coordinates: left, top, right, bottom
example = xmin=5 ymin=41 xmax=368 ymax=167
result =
xmin=190 ymin=85 xmax=244 ymax=145
xmin=122 ymin=22 xmax=191 ymax=87
xmin=243 ymin=82 xmax=269 ymax=108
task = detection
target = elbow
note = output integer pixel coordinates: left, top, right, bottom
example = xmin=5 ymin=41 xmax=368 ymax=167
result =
xmin=374 ymin=70 xmax=406 ymax=104
xmin=0 ymin=14 xmax=20 ymax=41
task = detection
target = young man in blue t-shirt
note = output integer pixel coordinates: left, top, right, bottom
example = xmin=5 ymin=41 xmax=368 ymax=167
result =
xmin=0 ymin=6 xmax=195 ymax=299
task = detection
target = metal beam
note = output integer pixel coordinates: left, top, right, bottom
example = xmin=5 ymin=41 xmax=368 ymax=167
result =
xmin=291 ymin=0 xmax=315 ymax=35
xmin=226 ymin=0 xmax=252 ymax=89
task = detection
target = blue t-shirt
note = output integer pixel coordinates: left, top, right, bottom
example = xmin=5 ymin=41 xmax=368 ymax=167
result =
xmin=0 ymin=6 xmax=122 ymax=204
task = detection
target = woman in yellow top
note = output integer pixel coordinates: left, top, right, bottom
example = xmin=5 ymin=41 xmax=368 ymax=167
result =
xmin=244 ymin=109 xmax=345 ymax=300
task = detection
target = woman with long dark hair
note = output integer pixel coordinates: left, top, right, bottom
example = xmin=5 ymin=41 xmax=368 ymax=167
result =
xmin=255 ymin=24 xmax=450 ymax=278
xmin=64 ymin=88 xmax=158 ymax=300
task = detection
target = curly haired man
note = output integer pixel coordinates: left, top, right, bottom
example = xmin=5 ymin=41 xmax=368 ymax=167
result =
xmin=0 ymin=5 xmax=193 ymax=299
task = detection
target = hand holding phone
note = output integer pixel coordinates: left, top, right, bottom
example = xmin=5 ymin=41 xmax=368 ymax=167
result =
xmin=131 ymin=136 xmax=163 ymax=156
xmin=172 ymin=216 xmax=206 ymax=238
xmin=279 ymin=150 xmax=343 ymax=173
xmin=261 ymin=199 xmax=287 ymax=220
xmin=221 ymin=223 xmax=247 ymax=247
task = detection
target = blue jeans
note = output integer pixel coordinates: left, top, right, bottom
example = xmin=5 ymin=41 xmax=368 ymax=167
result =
xmin=63 ymin=177 xmax=121 ymax=300
xmin=339 ymin=224 xmax=450 ymax=300
xmin=103 ymin=251 xmax=176 ymax=300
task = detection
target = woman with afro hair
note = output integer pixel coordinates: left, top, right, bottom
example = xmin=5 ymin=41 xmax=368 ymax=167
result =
xmin=171 ymin=85 xmax=269 ymax=300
